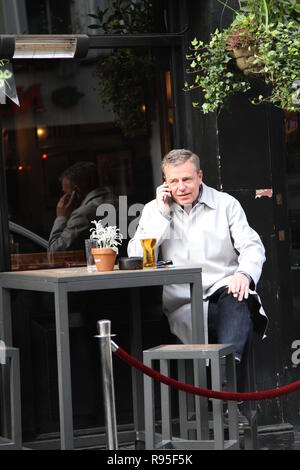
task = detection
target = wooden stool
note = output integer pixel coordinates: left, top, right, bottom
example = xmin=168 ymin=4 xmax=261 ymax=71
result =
xmin=143 ymin=344 xmax=239 ymax=450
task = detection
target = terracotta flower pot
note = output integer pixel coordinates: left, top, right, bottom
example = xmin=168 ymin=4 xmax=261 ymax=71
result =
xmin=91 ymin=247 xmax=117 ymax=272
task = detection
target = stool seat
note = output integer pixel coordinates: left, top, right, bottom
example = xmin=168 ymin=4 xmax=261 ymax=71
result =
xmin=144 ymin=343 xmax=236 ymax=358
xmin=143 ymin=343 xmax=239 ymax=451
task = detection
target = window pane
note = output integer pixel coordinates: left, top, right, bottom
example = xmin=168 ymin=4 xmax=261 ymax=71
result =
xmin=1 ymin=0 xmax=176 ymax=443
xmin=3 ymin=48 xmax=173 ymax=270
xmin=25 ymin=0 xmax=72 ymax=34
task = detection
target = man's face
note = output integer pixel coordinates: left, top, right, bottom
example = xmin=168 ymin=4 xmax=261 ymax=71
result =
xmin=164 ymin=160 xmax=203 ymax=206
xmin=61 ymin=177 xmax=81 ymax=205
xmin=62 ymin=177 xmax=73 ymax=195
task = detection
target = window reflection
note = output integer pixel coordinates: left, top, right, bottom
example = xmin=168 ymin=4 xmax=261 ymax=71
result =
xmin=0 ymin=0 xmax=175 ymax=443
xmin=3 ymin=51 xmax=173 ymax=270
xmin=25 ymin=0 xmax=72 ymax=34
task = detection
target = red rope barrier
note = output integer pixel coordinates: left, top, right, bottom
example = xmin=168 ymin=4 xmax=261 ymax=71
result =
xmin=114 ymin=345 xmax=300 ymax=402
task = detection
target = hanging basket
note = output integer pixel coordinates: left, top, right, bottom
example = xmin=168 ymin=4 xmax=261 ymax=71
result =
xmin=230 ymin=47 xmax=264 ymax=77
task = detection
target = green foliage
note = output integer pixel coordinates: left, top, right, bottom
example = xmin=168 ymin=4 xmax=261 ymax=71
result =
xmin=185 ymin=32 xmax=251 ymax=113
xmin=88 ymin=0 xmax=153 ymax=33
xmin=89 ymin=0 xmax=154 ymax=137
xmin=253 ymin=20 xmax=300 ymax=109
xmin=185 ymin=0 xmax=300 ymax=113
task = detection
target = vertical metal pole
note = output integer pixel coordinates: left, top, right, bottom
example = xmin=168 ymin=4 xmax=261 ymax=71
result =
xmin=96 ymin=320 xmax=118 ymax=450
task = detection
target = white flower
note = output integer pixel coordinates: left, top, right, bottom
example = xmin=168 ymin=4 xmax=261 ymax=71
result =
xmin=90 ymin=220 xmax=123 ymax=253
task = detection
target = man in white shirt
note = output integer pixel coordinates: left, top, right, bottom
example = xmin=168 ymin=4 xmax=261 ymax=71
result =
xmin=128 ymin=149 xmax=267 ymax=392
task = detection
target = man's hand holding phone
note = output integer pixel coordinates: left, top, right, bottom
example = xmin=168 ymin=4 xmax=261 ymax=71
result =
xmin=56 ymin=190 xmax=77 ymax=218
xmin=156 ymin=182 xmax=172 ymax=217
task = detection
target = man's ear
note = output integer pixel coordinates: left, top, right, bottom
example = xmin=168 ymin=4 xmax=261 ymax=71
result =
xmin=73 ymin=185 xmax=81 ymax=198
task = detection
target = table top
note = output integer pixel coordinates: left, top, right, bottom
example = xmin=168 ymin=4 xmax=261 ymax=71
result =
xmin=0 ymin=265 xmax=203 ymax=291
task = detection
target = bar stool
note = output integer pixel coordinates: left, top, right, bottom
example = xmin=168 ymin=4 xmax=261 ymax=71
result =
xmin=0 ymin=347 xmax=22 ymax=449
xmin=143 ymin=344 xmax=239 ymax=450
xmin=177 ymin=339 xmax=258 ymax=450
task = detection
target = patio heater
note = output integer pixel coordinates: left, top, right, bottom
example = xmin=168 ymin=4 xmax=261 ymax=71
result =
xmin=0 ymin=34 xmax=90 ymax=59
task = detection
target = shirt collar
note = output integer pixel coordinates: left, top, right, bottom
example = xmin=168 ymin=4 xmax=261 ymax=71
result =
xmin=196 ymin=184 xmax=203 ymax=204
xmin=171 ymin=182 xmax=216 ymax=213
xmin=198 ymin=182 xmax=217 ymax=209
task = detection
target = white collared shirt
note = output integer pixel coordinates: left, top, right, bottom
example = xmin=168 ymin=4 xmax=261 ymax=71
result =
xmin=128 ymin=182 xmax=268 ymax=343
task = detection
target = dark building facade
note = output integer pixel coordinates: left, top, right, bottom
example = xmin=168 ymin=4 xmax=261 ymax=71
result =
xmin=0 ymin=0 xmax=299 ymax=446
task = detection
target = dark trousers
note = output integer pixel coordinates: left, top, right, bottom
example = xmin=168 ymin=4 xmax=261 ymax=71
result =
xmin=208 ymin=288 xmax=253 ymax=392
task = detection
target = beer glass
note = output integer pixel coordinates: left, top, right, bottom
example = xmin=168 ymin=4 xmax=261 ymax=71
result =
xmin=85 ymin=239 xmax=98 ymax=272
xmin=140 ymin=232 xmax=156 ymax=268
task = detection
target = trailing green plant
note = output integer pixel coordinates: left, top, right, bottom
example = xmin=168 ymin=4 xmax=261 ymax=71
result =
xmin=185 ymin=0 xmax=300 ymax=113
xmin=88 ymin=0 xmax=153 ymax=34
xmin=88 ymin=0 xmax=155 ymax=137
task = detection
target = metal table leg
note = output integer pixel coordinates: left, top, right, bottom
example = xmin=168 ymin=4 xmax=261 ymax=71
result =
xmin=54 ymin=285 xmax=74 ymax=450
xmin=0 ymin=286 xmax=12 ymax=439
xmin=129 ymin=288 xmax=144 ymax=441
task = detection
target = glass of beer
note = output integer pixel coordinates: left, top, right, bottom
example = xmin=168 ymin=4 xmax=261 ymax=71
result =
xmin=140 ymin=233 xmax=156 ymax=268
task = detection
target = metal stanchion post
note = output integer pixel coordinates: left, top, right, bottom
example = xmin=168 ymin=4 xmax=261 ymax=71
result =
xmin=96 ymin=320 xmax=118 ymax=450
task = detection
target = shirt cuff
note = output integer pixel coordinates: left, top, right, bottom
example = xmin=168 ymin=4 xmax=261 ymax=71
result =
xmin=238 ymin=271 xmax=255 ymax=290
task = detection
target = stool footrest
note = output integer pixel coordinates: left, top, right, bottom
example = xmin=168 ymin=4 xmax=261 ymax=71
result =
xmin=155 ymin=438 xmax=239 ymax=451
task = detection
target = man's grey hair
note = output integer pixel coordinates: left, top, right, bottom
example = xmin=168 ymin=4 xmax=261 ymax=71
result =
xmin=161 ymin=149 xmax=200 ymax=173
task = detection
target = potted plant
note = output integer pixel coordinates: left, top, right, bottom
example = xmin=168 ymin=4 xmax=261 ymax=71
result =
xmin=185 ymin=0 xmax=300 ymax=113
xmin=90 ymin=220 xmax=123 ymax=271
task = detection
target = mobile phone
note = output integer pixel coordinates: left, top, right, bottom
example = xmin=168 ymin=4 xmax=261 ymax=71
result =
xmin=157 ymin=260 xmax=173 ymax=266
